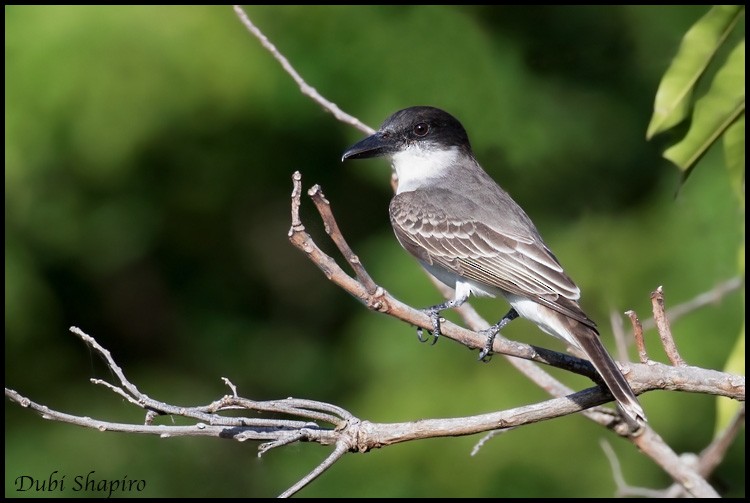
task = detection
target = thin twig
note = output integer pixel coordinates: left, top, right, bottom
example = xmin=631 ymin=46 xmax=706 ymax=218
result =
xmin=600 ymin=439 xmax=668 ymax=497
xmin=279 ymin=443 xmax=350 ymax=498
xmin=308 ymin=184 xmax=378 ymax=294
xmin=231 ymin=5 xmax=374 ymax=135
xmin=697 ymin=404 xmax=746 ymax=476
xmin=625 ymin=310 xmax=649 ymax=363
xmin=290 ymin=171 xmax=304 ymax=231
xmin=651 ymin=287 xmax=686 ymax=366
xmin=664 ymin=404 xmax=747 ymax=497
xmin=72 ymin=327 xmax=343 ymax=428
xmin=222 ymin=377 xmax=239 ymax=397
xmin=633 ymin=277 xmax=742 ymax=335
xmin=610 ymin=308 xmax=630 ymax=363
xmin=661 ymin=276 xmax=742 ymax=327
xmin=69 ymin=326 xmax=146 ymax=399
xmin=472 ymin=428 xmax=515 ymax=456
xmin=632 ymin=427 xmax=719 ymax=497
xmin=4 ymin=387 xmax=328 ymax=440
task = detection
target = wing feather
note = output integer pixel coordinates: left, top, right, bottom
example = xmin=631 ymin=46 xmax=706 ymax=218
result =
xmin=390 ymin=189 xmax=595 ymax=328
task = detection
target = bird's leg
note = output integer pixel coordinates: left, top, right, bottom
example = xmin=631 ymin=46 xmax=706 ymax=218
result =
xmin=478 ymin=308 xmax=519 ymax=361
xmin=417 ymin=297 xmax=465 ymax=345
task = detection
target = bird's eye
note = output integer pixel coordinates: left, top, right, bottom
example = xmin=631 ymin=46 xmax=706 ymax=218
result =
xmin=413 ymin=123 xmax=429 ymax=137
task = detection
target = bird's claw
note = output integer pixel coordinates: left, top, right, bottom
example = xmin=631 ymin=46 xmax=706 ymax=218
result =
xmin=477 ymin=327 xmax=498 ymax=362
xmin=476 ymin=310 xmax=518 ymax=362
xmin=478 ymin=347 xmax=493 ymax=362
xmin=416 ymin=308 xmax=443 ymax=345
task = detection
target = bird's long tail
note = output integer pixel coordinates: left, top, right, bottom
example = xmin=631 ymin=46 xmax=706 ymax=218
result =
xmin=573 ymin=325 xmax=646 ymax=428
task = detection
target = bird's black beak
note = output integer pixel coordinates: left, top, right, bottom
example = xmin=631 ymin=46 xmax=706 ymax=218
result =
xmin=341 ymin=132 xmax=399 ymax=162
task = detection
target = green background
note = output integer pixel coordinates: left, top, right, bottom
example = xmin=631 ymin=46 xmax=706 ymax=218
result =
xmin=5 ymin=5 xmax=744 ymax=497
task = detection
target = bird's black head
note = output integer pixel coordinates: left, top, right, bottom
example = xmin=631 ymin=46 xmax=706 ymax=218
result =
xmin=341 ymin=106 xmax=472 ymax=161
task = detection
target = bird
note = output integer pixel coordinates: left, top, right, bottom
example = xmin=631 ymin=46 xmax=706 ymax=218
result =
xmin=341 ymin=106 xmax=646 ymax=427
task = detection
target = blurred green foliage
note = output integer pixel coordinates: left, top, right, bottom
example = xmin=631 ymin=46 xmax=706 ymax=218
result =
xmin=646 ymin=6 xmax=744 ymax=180
xmin=5 ymin=5 xmax=744 ymax=498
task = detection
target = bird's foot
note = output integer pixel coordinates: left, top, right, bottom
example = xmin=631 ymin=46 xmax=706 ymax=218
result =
xmin=477 ymin=326 xmax=499 ymax=362
xmin=417 ymin=307 xmax=444 ymax=345
xmin=477 ymin=308 xmax=520 ymax=362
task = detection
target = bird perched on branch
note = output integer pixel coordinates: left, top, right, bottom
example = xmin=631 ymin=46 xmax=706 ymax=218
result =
xmin=342 ymin=106 xmax=646 ymax=427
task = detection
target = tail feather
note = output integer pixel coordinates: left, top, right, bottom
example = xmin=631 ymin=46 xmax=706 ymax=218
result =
xmin=504 ymin=295 xmax=645 ymax=426
xmin=573 ymin=325 xmax=646 ymax=427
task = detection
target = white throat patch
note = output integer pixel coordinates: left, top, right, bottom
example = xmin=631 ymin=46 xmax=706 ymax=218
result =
xmin=392 ymin=145 xmax=460 ymax=194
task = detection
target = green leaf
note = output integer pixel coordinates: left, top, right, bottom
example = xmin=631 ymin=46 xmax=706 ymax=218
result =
xmin=647 ymin=5 xmax=744 ymax=139
xmin=663 ymin=40 xmax=745 ymax=177
xmin=724 ymin=116 xmax=745 ymax=205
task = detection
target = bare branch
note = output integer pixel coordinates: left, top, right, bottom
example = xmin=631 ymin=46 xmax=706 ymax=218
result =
xmin=665 ymin=276 xmax=742 ymax=322
xmin=663 ymin=404 xmax=746 ymax=498
xmin=651 ymin=286 xmax=687 ymax=366
xmin=231 ymin=5 xmax=374 ymax=135
xmin=625 ymin=310 xmax=650 ymax=363
xmin=4 ymin=345 xmax=661 ymax=443
xmin=603 ymin=405 xmax=746 ymax=498
xmin=308 ymin=184 xmax=378 ymax=294
xmin=630 ymin=277 xmax=742 ymax=335
xmin=7 ymin=328 xmax=687 ymax=496
xmin=11 ymin=318 xmax=737 ymax=498
xmin=609 ymin=308 xmax=630 ymax=363
xmin=697 ymin=404 xmax=746 ymax=476
xmin=4 ymin=387 xmax=337 ymax=441
xmin=279 ymin=443 xmax=349 ymax=498
xmin=600 ymin=439 xmax=667 ymax=498
xmin=633 ymin=427 xmax=720 ymax=498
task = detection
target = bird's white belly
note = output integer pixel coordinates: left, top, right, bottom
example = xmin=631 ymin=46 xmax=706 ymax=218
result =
xmin=419 ymin=261 xmax=579 ymax=350
xmin=504 ymin=294 xmax=579 ymax=349
xmin=420 ymin=262 xmax=499 ymax=299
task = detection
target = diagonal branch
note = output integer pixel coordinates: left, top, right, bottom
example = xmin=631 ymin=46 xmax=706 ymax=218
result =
xmin=307 ymin=184 xmax=378 ymax=294
xmin=231 ymin=5 xmax=374 ymax=135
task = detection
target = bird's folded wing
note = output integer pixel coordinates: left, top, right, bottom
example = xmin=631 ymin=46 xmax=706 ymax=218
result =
xmin=390 ymin=191 xmax=596 ymax=328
